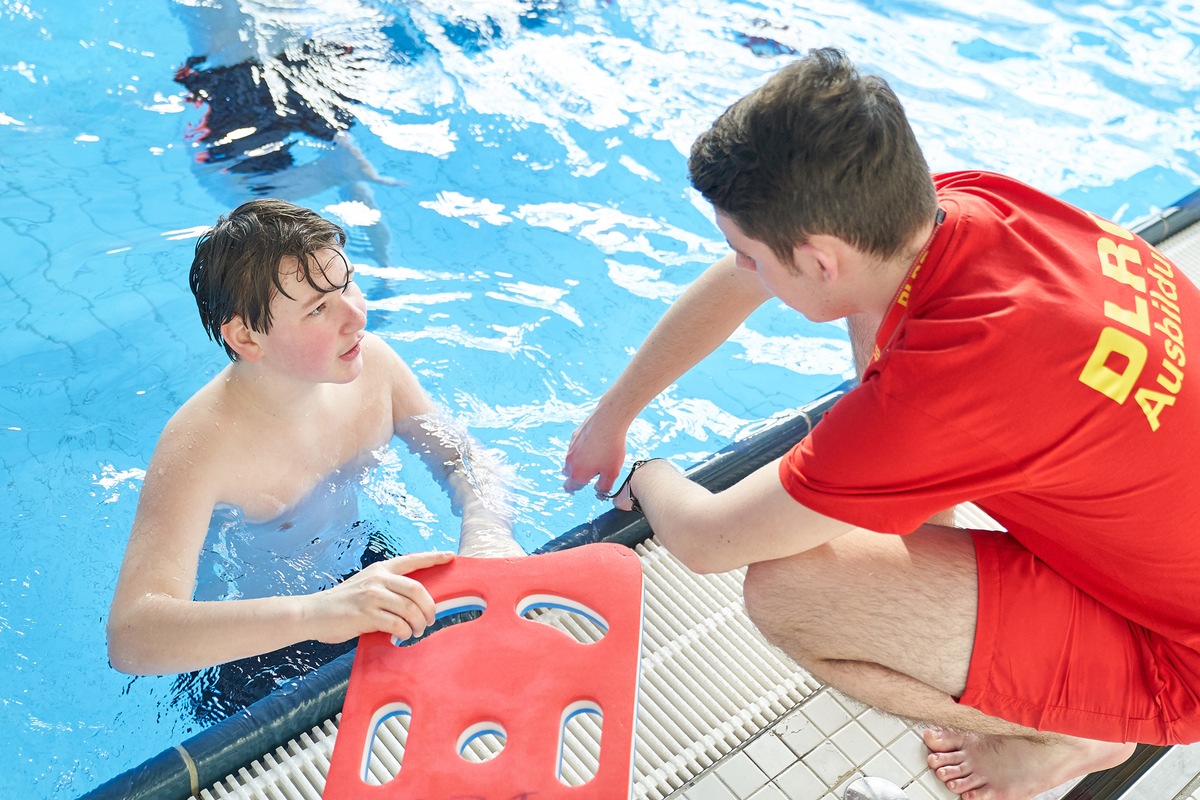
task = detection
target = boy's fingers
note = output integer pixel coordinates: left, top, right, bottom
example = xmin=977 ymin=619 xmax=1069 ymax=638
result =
xmin=358 ymin=584 xmax=432 ymax=639
xmin=382 ymin=575 xmax=438 ymax=621
xmin=386 ymin=551 xmax=454 ymax=573
xmin=382 ymin=614 xmax=417 ymax=641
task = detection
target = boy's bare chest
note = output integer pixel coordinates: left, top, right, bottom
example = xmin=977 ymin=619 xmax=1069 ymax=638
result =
xmin=217 ymin=389 xmax=393 ymax=522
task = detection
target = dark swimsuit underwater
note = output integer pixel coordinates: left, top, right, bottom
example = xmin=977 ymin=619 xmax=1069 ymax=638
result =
xmin=177 ymin=470 xmax=396 ymax=725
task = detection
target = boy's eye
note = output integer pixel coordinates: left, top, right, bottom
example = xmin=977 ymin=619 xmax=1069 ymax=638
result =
xmin=309 ymin=302 xmax=327 ymax=316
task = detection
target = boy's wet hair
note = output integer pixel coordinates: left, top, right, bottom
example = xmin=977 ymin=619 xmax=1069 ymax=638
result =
xmin=688 ymin=47 xmax=938 ymax=265
xmin=190 ymin=199 xmax=350 ymax=360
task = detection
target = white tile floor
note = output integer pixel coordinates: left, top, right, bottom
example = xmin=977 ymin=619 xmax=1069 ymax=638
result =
xmin=673 ymin=687 xmax=959 ymax=800
xmin=679 ymin=699 xmax=1200 ymax=800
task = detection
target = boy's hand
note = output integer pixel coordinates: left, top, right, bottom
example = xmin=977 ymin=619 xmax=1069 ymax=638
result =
xmin=306 ymin=551 xmax=454 ymax=644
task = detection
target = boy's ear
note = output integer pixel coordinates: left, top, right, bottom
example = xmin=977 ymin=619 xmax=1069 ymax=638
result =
xmin=221 ymin=316 xmax=265 ymax=362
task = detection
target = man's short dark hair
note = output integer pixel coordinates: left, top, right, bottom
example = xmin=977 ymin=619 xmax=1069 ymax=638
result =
xmin=688 ymin=47 xmax=938 ymax=264
xmin=189 ymin=199 xmax=349 ymax=360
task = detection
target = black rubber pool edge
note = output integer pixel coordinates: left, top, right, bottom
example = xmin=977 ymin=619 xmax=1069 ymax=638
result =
xmin=1062 ymin=744 xmax=1170 ymax=800
xmin=80 ymin=187 xmax=1200 ymax=800
xmin=79 ymin=648 xmax=357 ymax=800
xmin=535 ymin=385 xmax=846 ymax=554
xmin=1132 ymin=185 xmax=1200 ymax=249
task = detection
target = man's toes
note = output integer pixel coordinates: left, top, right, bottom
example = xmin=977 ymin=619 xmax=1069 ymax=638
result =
xmin=928 ymin=749 xmax=966 ymax=769
xmin=946 ymin=773 xmax=987 ymax=795
xmin=936 ymin=763 xmax=968 ymax=781
xmin=923 ymin=726 xmax=966 ymax=752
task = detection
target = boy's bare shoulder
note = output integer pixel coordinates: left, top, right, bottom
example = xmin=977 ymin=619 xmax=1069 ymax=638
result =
xmin=359 ymin=330 xmax=403 ymax=369
xmin=149 ymin=370 xmax=246 ymax=482
xmin=360 ymin=331 xmax=434 ymax=419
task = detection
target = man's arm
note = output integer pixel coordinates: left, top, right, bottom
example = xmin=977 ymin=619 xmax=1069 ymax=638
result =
xmin=618 ymin=458 xmax=858 ymax=574
xmin=564 ymin=253 xmax=772 ymax=494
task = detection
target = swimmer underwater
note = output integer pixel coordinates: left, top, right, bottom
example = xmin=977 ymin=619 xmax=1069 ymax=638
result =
xmin=564 ymin=48 xmax=1200 ymax=800
xmin=108 ymin=199 xmax=523 ymax=676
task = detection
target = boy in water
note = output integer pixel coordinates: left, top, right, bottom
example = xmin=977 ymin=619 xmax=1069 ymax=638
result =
xmin=108 ymin=199 xmax=522 ymax=676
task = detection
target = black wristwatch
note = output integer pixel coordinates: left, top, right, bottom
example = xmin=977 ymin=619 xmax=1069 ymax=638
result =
xmin=605 ymin=458 xmax=661 ymax=513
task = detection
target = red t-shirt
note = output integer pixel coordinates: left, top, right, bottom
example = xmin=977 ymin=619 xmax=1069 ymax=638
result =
xmin=780 ymin=171 xmax=1200 ymax=648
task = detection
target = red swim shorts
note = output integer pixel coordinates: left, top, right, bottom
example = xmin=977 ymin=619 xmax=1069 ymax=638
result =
xmin=960 ymin=529 xmax=1200 ymax=745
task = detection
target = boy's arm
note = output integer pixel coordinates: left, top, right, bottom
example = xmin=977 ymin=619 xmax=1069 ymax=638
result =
xmin=106 ymin=417 xmax=450 ymax=675
xmin=563 ymin=253 xmax=772 ymax=495
xmin=395 ymin=413 xmax=521 ymax=557
xmin=381 ymin=340 xmax=521 ymax=557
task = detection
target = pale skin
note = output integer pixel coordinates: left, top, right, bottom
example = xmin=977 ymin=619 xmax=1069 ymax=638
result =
xmin=563 ymin=215 xmax=1134 ymax=799
xmin=108 ymin=247 xmax=519 ymax=676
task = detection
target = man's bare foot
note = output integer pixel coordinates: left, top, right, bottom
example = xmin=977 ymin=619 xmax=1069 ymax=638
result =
xmin=923 ymin=727 xmax=1134 ymax=800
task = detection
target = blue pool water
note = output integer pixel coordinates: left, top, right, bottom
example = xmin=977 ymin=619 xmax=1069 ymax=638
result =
xmin=2 ymin=0 xmax=1198 ymax=796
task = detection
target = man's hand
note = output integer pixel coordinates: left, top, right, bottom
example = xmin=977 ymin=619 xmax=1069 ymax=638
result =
xmin=305 ymin=551 xmax=454 ymax=644
xmin=562 ymin=407 xmax=630 ymax=495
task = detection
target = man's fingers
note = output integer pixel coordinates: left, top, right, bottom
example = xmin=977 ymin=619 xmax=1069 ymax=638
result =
xmin=363 ymin=563 xmax=443 ymax=624
xmin=594 ymin=469 xmax=619 ymax=497
xmin=561 ymin=456 xmax=592 ymax=491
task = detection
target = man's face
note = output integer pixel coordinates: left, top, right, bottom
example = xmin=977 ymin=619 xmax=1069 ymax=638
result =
xmin=715 ymin=213 xmax=843 ymax=323
xmin=258 ymin=247 xmax=368 ymax=384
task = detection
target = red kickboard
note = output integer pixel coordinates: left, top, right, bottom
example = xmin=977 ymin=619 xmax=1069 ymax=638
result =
xmin=324 ymin=542 xmax=645 ymax=799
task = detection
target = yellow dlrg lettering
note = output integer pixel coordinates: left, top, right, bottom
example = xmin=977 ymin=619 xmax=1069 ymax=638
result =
xmin=1103 ymin=295 xmax=1150 ymax=335
xmin=1134 ymin=387 xmax=1176 ymax=432
xmin=1079 ymin=326 xmax=1148 ymax=404
xmin=1097 ymin=237 xmax=1146 ymax=293
xmin=1166 ymin=338 xmax=1186 ymax=367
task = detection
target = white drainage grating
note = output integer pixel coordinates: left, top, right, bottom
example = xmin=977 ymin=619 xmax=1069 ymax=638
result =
xmin=1162 ymin=220 xmax=1200 ymax=285
xmin=195 ymin=537 xmax=819 ymax=799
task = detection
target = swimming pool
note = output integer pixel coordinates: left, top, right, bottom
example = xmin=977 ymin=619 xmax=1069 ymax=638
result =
xmin=2 ymin=0 xmax=1197 ymax=796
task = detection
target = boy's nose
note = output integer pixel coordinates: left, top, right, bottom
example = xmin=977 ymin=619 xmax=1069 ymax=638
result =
xmin=348 ymin=300 xmax=367 ymax=330
xmin=342 ymin=292 xmax=368 ymax=331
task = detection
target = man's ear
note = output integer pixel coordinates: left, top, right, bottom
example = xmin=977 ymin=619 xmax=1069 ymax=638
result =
xmin=221 ymin=316 xmax=265 ymax=362
xmin=796 ymin=235 xmax=842 ymax=284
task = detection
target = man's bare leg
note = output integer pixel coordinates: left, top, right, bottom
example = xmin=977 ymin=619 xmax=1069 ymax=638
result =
xmin=742 ymin=526 xmax=1134 ymax=799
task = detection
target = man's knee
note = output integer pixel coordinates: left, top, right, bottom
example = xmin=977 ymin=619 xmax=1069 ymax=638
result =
xmin=742 ymin=559 xmax=778 ymax=632
xmin=743 ymin=553 xmax=829 ymax=652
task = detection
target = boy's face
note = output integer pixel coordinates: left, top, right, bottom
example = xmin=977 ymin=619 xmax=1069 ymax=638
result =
xmin=257 ymin=247 xmax=367 ymax=384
